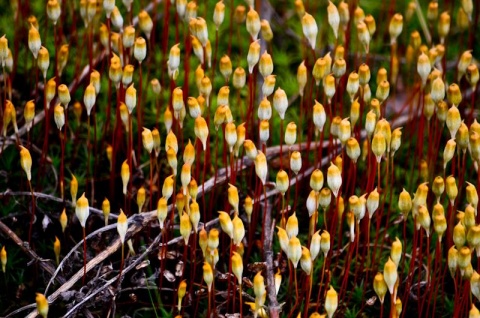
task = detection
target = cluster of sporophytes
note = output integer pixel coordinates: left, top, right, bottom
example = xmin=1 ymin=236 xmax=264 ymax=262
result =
xmin=0 ymin=0 xmax=479 ymax=317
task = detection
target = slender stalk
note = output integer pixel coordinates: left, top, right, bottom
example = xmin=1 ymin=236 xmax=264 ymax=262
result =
xmin=28 ymin=181 xmax=35 ymax=244
xmin=82 ymin=226 xmax=87 ymax=285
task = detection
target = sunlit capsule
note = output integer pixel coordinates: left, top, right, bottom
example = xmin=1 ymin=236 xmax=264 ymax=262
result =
xmin=276 ymin=226 xmax=289 ymax=254
xmin=290 ymin=151 xmax=302 ymax=175
xmin=416 ymin=52 xmax=431 ymax=87
xmin=327 ymin=162 xmax=342 ymax=198
xmin=36 ymin=293 xmax=49 ymax=318
xmin=343 ymin=138 xmax=360 ymax=164
xmin=15 ymin=146 xmax=32 ymax=185
xmin=293 ymin=0 xmax=305 ymax=17
xmin=417 ymin=205 xmax=432 ymax=237
xmin=119 ymin=160 xmax=130 ymax=195
xmin=389 ymin=13 xmax=403 ymax=44
xmin=443 ymin=138 xmax=456 ymax=170
xmin=233 ymin=67 xmax=246 ymax=89
xmin=313 ymin=100 xmax=327 ymax=134
xmin=231 ymin=214 xmax=245 ymax=246
xmin=57 ymin=207 xmax=68 ymax=233
xmin=338 ymin=1 xmax=350 ymax=26
xmin=119 ymin=103 xmax=130 ymax=131
xmin=305 ymin=190 xmax=319 ymax=217
xmin=430 ymin=76 xmax=446 ymax=103
xmin=345 ymin=72 xmax=360 ymax=102
xmin=376 ymin=80 xmax=390 ymax=103
xmin=357 ymin=21 xmax=370 ymax=53
xmin=45 ymin=78 xmax=56 ymax=107
xmin=372 ymin=133 xmax=386 ymax=163
xmin=445 ymin=176 xmax=458 ymax=206
xmin=46 ymin=0 xmax=61 ymax=25
xmin=448 ymin=246 xmax=458 ymax=277
xmin=110 ymin=6 xmax=124 ymax=30
xmin=471 ymin=304 xmax=480 ymax=318
xmin=255 ymin=98 xmax=271 ymax=122
xmin=454 ymin=220 xmax=467 ymax=249
xmin=293 ymin=61 xmax=307 ymax=97
xmin=53 ymin=104 xmax=65 ymax=131
xmin=191 ymin=116 xmax=208 ymax=152
xmin=436 ymin=100 xmax=448 ymax=124
xmin=241 ymin=196 xmax=253 ymax=224
xmin=458 ymin=246 xmax=471 ymax=271
xmin=456 ymin=123 xmax=469 ymax=154
xmin=169 ymin=87 xmax=184 ymax=115
xmin=114 ymin=209 xmax=128 ymax=245
xmin=323 ymin=74 xmax=336 ymax=103
xmin=273 ymin=170 xmax=289 ymax=197
xmin=135 ymin=11 xmax=153 ymax=39
xmin=121 ymin=65 xmax=134 ymax=88
xmin=396 ymin=188 xmax=412 ymax=220
xmin=374 ymin=272 xmax=387 ymax=304
xmin=272 ymin=87 xmax=289 ymax=120
xmin=28 ymin=25 xmax=41 ymax=59
xmin=247 ymin=40 xmax=261 ymax=74
xmin=353 ymin=4 xmax=365 ymax=24
xmin=188 ymin=36 xmax=203 ymax=64
xmin=302 ymin=13 xmax=318 ymax=49
xmin=438 ymin=11 xmax=450 ymax=44
xmin=327 ymin=1 xmax=340 ymax=39
xmin=159 ymin=177 xmax=174 ymax=204
xmin=202 ymin=262 xmax=214 ymax=292
xmin=166 ymin=147 xmax=178 ymax=175
xmin=223 ymin=122 xmax=237 ymax=152
xmin=133 ymin=37 xmax=147 ymax=62
xmin=168 ymin=43 xmax=181 ymax=77
xmin=258 ymin=20 xmax=273 ymax=43
xmin=312 ymin=58 xmax=327 ymax=85
xmin=456 ymin=51 xmax=473 ymax=82
xmin=184 ymin=1 xmax=197 ymax=21
xmin=122 ymin=86 xmax=138 ymax=117
xmin=325 ymin=285 xmax=338 ymax=318
xmin=179 ymin=212 xmax=192 ymax=244
xmin=54 ymin=85 xmax=70 ymax=110
xmin=299 ymin=246 xmax=313 ymax=275
xmin=246 ymin=8 xmax=260 ymax=40
xmin=287 ymin=236 xmax=302 ymax=268
xmin=384 ymin=257 xmax=398 ymax=295
xmin=362 ymin=14 xmax=375 ymax=37
xmin=109 ymin=60 xmax=122 ymax=87
xmin=23 ymin=100 xmax=35 ymax=132
xmin=75 ymin=193 xmax=89 ymax=228
xmin=425 ymin=1 xmax=438 ymax=23
xmin=153 ymin=197 xmax=167 ymax=230
xmin=214 ymin=56 xmax=231 ymax=83
xmin=332 ymin=58 xmax=346 ymax=79
xmin=431 ymin=176 xmax=445 ymax=203
xmin=337 ymin=118 xmax=351 ymax=146
xmin=120 ymin=25 xmax=135 ymax=49
xmin=283 ymin=122 xmax=297 ymax=147
xmin=258 ymin=52 xmax=273 ymax=79
xmin=194 ymin=18 xmax=209 ymax=48
xmin=254 ymin=151 xmax=268 ymax=185
xmin=472 ymin=133 xmax=480 ymax=161
xmin=466 ymin=182 xmax=478 ymax=214
xmin=38 ymin=46 xmax=49 ymax=79
xmin=228 ymin=251 xmax=244 ymax=287
xmin=467 ymin=223 xmax=480 ymax=251
xmin=244 ymin=139 xmax=258 ymax=160
xmin=211 ymin=0 xmax=226 ymax=29
xmin=446 ymin=105 xmax=461 ymax=139
xmin=447 ymin=84 xmax=462 ymax=106
xmin=253 ymin=74 xmax=271 ymax=98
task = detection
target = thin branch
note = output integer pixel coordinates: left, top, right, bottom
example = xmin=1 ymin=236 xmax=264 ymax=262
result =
xmin=0 ymin=220 xmax=66 ymax=285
